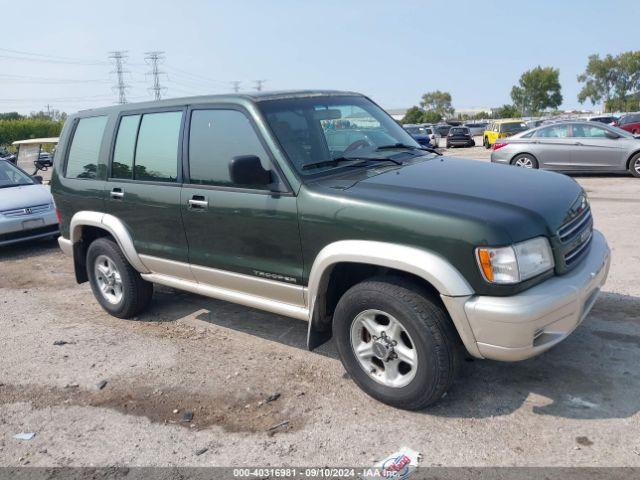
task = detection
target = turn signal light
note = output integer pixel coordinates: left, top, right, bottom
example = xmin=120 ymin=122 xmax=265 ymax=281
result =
xmin=477 ymin=249 xmax=494 ymax=282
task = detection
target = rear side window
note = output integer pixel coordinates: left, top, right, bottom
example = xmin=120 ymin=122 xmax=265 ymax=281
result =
xmin=65 ymin=116 xmax=108 ymax=179
xmin=188 ymin=109 xmax=271 ymax=188
xmin=112 ymin=114 xmax=140 ymax=179
xmin=110 ymin=111 xmax=182 ymax=182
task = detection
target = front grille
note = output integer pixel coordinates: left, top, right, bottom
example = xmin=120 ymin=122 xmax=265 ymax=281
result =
xmin=557 ymin=205 xmax=593 ymax=270
xmin=1 ymin=203 xmax=52 ymax=218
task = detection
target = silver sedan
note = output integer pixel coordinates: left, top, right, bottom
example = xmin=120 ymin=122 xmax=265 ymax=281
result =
xmin=490 ymin=121 xmax=640 ymax=178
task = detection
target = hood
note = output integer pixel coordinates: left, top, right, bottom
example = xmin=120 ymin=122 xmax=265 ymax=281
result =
xmin=317 ymin=157 xmax=582 ymax=242
xmin=0 ymin=184 xmax=54 ymax=211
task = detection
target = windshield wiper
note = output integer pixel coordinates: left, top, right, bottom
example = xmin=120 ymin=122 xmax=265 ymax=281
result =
xmin=302 ymin=156 xmax=402 ymax=171
xmin=376 ymin=143 xmax=442 ymax=156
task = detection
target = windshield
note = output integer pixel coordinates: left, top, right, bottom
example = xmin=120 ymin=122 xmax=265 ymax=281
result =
xmin=501 ymin=122 xmax=528 ymax=134
xmin=259 ymin=95 xmax=420 ymax=176
xmin=0 ymin=160 xmax=34 ymax=188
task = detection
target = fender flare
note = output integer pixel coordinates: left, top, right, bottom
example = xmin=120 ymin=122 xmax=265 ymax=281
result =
xmin=68 ymin=211 xmax=150 ymax=273
xmin=305 ymin=240 xmax=477 ymax=352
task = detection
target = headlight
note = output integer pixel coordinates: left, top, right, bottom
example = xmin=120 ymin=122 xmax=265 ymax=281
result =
xmin=476 ymin=237 xmax=554 ymax=284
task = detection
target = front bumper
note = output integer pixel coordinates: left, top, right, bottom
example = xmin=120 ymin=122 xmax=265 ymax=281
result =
xmin=0 ymin=209 xmax=59 ymax=247
xmin=457 ymin=230 xmax=610 ymax=361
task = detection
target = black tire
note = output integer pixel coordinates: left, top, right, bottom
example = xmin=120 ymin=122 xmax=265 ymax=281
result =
xmin=629 ymin=152 xmax=640 ymax=178
xmin=333 ymin=277 xmax=460 ymax=410
xmin=483 ymin=137 xmax=490 ymax=149
xmin=86 ymin=237 xmax=153 ymax=318
xmin=446 ymin=142 xmax=452 ymax=149
xmin=511 ymin=153 xmax=539 ymax=169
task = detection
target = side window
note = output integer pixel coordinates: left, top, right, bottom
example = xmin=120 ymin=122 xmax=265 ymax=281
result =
xmin=111 ymin=114 xmax=141 ymax=179
xmin=188 ymin=109 xmax=272 ymax=188
xmin=535 ymin=125 xmax=569 ymax=138
xmin=134 ymin=112 xmax=182 ymax=182
xmin=572 ymin=124 xmax=607 ymax=138
xmin=65 ymin=116 xmax=108 ymax=179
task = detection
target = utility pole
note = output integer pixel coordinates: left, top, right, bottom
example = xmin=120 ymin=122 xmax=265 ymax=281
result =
xmin=144 ymin=51 xmax=166 ymax=101
xmin=230 ymin=81 xmax=241 ymax=93
xmin=45 ymin=104 xmax=51 ymax=118
xmin=253 ymin=79 xmax=266 ymax=92
xmin=108 ymin=51 xmax=129 ymax=104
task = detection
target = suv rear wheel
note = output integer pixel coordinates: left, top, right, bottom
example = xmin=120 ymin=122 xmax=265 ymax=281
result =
xmin=86 ymin=237 xmax=153 ymax=318
xmin=483 ymin=137 xmax=490 ymax=149
xmin=333 ymin=277 xmax=460 ymax=410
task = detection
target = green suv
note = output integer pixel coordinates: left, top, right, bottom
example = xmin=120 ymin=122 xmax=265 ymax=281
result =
xmin=51 ymin=91 xmax=610 ymax=410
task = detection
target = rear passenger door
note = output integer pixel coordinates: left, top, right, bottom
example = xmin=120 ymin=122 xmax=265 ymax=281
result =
xmin=106 ymin=108 xmax=190 ymax=265
xmin=532 ymin=124 xmax=574 ymax=170
xmin=181 ymin=106 xmax=304 ymax=303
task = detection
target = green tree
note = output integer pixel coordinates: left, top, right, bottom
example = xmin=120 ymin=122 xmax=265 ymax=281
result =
xmin=577 ymin=54 xmax=620 ymax=112
xmin=401 ymin=106 xmax=426 ymax=124
xmin=422 ymin=110 xmax=441 ymax=124
xmin=494 ymin=104 xmax=520 ymax=118
xmin=0 ymin=118 xmax=63 ymax=147
xmin=0 ymin=112 xmax=23 ymax=120
xmin=511 ymin=66 xmax=562 ymax=116
xmin=420 ymin=90 xmax=454 ymax=119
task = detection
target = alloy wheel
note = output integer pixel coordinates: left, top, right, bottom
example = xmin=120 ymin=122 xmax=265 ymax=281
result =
xmin=514 ymin=156 xmax=534 ymax=168
xmin=350 ymin=309 xmax=418 ymax=388
xmin=94 ymin=254 xmax=123 ymax=304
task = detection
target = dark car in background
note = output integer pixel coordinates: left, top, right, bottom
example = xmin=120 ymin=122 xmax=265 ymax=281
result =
xmin=618 ymin=113 xmax=640 ymax=135
xmin=403 ymin=125 xmax=433 ymax=148
xmin=446 ymin=126 xmax=475 ymax=148
xmin=463 ymin=122 xmax=488 ymax=136
xmin=433 ymin=124 xmax=451 ymax=138
xmin=588 ymin=115 xmax=618 ymax=126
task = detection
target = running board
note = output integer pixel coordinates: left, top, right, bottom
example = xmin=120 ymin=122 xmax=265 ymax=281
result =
xmin=141 ymin=272 xmax=310 ymax=321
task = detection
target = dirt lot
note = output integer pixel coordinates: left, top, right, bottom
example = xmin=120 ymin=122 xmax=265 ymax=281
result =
xmin=1 ymin=149 xmax=639 ymax=467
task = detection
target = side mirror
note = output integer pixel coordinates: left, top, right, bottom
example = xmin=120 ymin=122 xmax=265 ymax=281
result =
xmin=605 ymin=130 xmax=620 ymax=139
xmin=32 ymin=175 xmax=43 ymax=184
xmin=229 ymin=155 xmax=271 ymax=186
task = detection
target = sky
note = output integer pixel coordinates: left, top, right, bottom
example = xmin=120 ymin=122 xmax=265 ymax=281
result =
xmin=1 ymin=0 xmax=639 ymax=115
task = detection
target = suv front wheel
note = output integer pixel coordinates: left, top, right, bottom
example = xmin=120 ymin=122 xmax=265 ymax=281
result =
xmin=86 ymin=237 xmax=153 ymax=318
xmin=333 ymin=277 xmax=460 ymax=410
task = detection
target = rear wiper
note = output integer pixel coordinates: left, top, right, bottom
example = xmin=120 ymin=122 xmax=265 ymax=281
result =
xmin=376 ymin=143 xmax=442 ymax=156
xmin=302 ymin=156 xmax=402 ymax=170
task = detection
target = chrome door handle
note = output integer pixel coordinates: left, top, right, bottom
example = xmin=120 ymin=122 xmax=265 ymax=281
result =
xmin=110 ymin=188 xmax=124 ymax=199
xmin=188 ymin=196 xmax=208 ymax=209
xmin=574 ymin=142 xmax=584 ymax=146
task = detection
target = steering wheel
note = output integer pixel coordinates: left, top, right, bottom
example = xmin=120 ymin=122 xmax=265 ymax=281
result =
xmin=343 ymin=138 xmax=373 ymax=154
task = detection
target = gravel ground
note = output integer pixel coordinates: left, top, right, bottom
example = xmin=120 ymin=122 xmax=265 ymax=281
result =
xmin=1 ymin=148 xmax=639 ymax=468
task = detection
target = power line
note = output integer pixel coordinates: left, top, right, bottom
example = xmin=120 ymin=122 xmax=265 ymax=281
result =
xmin=109 ymin=51 xmax=129 ymax=104
xmin=145 ymin=51 xmax=167 ymax=101
xmin=0 ymin=47 xmax=109 ymax=65
xmin=254 ymin=79 xmax=267 ymax=92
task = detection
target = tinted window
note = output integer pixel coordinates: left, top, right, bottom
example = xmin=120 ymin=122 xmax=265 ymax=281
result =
xmin=111 ymin=114 xmax=141 ymax=179
xmin=65 ymin=116 xmax=108 ymax=179
xmin=134 ymin=111 xmax=182 ymax=182
xmin=535 ymin=125 xmax=570 ymax=138
xmin=500 ymin=122 xmax=527 ymax=134
xmin=188 ymin=109 xmax=271 ymax=187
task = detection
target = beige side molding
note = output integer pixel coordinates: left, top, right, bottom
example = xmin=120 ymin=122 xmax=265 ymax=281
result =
xmin=68 ymin=211 xmax=150 ymax=274
xmin=307 ymin=240 xmax=474 ymax=304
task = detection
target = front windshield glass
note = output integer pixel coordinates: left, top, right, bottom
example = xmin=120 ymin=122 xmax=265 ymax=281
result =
xmin=259 ymin=96 xmax=421 ymax=176
xmin=0 ymin=160 xmax=33 ymax=188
